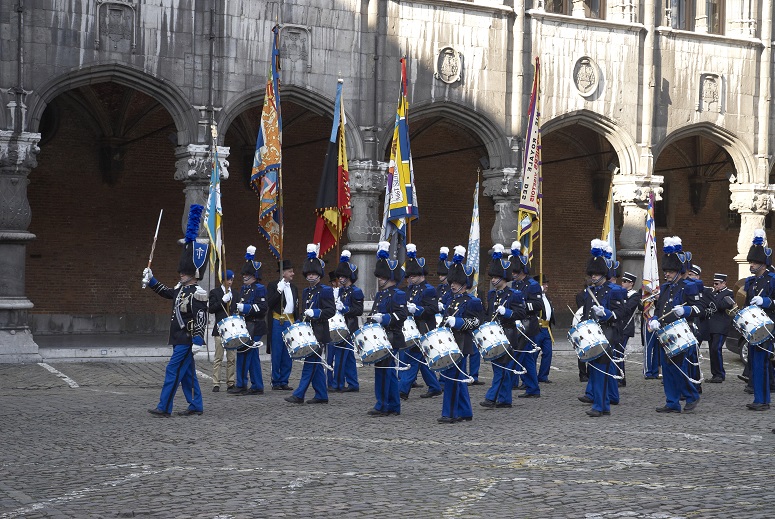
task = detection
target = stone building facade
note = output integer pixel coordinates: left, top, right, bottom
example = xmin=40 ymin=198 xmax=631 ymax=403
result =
xmin=1 ymin=0 xmax=773 ymax=360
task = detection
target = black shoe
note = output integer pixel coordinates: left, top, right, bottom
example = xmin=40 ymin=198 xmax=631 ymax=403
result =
xmin=539 ymin=379 xmax=552 ymax=384
xmin=247 ymin=388 xmax=264 ymax=395
xmin=586 ymin=409 xmax=603 ymax=417
xmin=284 ymin=395 xmax=304 ymax=404
xmin=455 ymin=416 xmax=473 ymax=422
xmin=602 ymin=410 xmax=611 ymax=415
xmin=148 ymin=408 xmax=171 ymax=417
xmin=469 ymin=380 xmax=485 ymax=386
xmin=738 ymin=374 xmax=750 ymax=382
xmin=644 ymin=375 xmax=658 ymax=380
xmin=579 ymin=375 xmax=589 ymax=382
xmin=420 ymin=390 xmax=442 ymax=399
xmin=744 ymin=387 xmax=754 ymax=394
xmin=399 ymin=392 xmax=409 ymax=401
xmin=684 ymin=397 xmax=700 ymax=411
xmin=341 ymin=386 xmax=359 ymax=393
xmin=212 ymin=386 xmax=220 ymax=392
xmin=226 ymin=385 xmax=236 ymax=391
xmin=517 ymin=393 xmax=540 ymax=398
xmin=386 ymin=410 xmax=400 ymax=416
xmin=228 ymin=387 xmax=246 ymax=395
xmin=578 ymin=395 xmax=593 ymax=404
xmin=746 ymin=403 xmax=770 ymax=411
xmin=516 ymin=384 xmax=527 ymax=390
xmin=610 ymin=401 xmax=619 ymax=405
xmin=411 ymin=382 xmax=423 ymax=389
xmin=618 ymin=379 xmax=626 ymax=387
xmin=368 ymin=409 xmax=388 ymax=417
xmin=656 ymin=405 xmax=681 ymax=413
xmin=437 ymin=416 xmax=455 ymax=424
xmin=706 ymin=377 xmax=723 ymax=384
xmin=480 ymin=399 xmax=496 ymax=408
xmin=177 ymin=409 xmax=203 ymax=416
xmin=306 ymin=398 xmax=328 ymax=404
xmin=495 ymin=402 xmax=513 ymax=408
xmin=271 ymin=385 xmax=290 ymax=391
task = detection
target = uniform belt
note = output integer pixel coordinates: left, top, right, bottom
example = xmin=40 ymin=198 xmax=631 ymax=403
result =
xmin=538 ymin=319 xmax=554 ymax=342
xmin=272 ymin=312 xmax=295 ymax=324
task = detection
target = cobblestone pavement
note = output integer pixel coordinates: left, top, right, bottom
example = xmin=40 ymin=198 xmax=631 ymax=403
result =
xmin=1 ymin=349 xmax=773 ymax=518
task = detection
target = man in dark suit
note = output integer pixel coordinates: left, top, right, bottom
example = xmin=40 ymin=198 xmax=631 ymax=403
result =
xmin=266 ymin=260 xmax=299 ymax=391
xmin=208 ymin=269 xmax=236 ymax=392
xmin=705 ymin=273 xmax=734 ymax=383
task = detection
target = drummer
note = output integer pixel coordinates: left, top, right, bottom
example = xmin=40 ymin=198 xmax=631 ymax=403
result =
xmin=509 ymin=241 xmax=542 ymax=398
xmin=332 ymin=250 xmax=363 ymax=393
xmin=326 ymin=270 xmax=341 ymax=389
xmin=285 ymin=244 xmax=336 ymax=405
xmin=743 ymin=229 xmax=775 ymax=411
xmin=575 ymin=239 xmax=623 ymax=417
xmin=367 ymin=241 xmax=408 ymax=417
xmin=481 ymin=244 xmax=526 ymax=410
xmin=646 ymin=236 xmax=704 ymax=413
xmin=439 ymin=246 xmax=483 ymax=424
xmin=399 ymin=244 xmax=443 ymax=400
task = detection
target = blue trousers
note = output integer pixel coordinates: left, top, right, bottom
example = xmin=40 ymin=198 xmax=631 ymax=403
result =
xmin=463 ymin=349 xmax=481 ymax=381
xmin=751 ymin=341 xmax=773 ymax=405
xmin=485 ymin=359 xmax=513 ymax=404
xmin=270 ymin=319 xmax=293 ymax=387
xmin=236 ymin=346 xmax=263 ymax=390
xmin=441 ymin=364 xmax=472 ymax=419
xmin=643 ymin=329 xmax=661 ymax=377
xmin=658 ymin=342 xmax=696 ymax=410
xmin=587 ymin=359 xmax=610 ymax=413
xmin=374 ymin=354 xmax=401 ymax=413
xmin=534 ymin=328 xmax=553 ymax=381
xmin=585 ymin=353 xmax=619 ymax=404
xmin=292 ymin=354 xmax=329 ymax=401
xmin=331 ymin=342 xmax=359 ymax=390
xmin=516 ymin=350 xmax=540 ymax=395
xmin=398 ymin=347 xmax=442 ymax=395
xmin=708 ymin=333 xmax=726 ymax=380
xmin=684 ymin=345 xmax=701 ymax=392
xmin=156 ymin=344 xmax=203 ymax=414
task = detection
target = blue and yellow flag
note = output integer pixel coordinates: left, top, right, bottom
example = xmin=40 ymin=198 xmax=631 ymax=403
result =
xmin=383 ymin=58 xmax=418 ymax=238
xmin=205 ymin=124 xmax=226 ymax=284
xmin=250 ymin=25 xmax=283 ymax=259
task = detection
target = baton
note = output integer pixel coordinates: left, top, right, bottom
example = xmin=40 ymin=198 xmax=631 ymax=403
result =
xmin=142 ymin=209 xmax=163 ymax=289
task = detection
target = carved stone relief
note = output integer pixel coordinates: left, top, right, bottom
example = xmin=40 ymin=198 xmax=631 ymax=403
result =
xmin=280 ymin=25 xmax=311 ymax=73
xmin=697 ymin=73 xmax=722 ymax=113
xmin=573 ymin=57 xmax=599 ymax=98
xmin=96 ymin=1 xmax=136 ymax=52
xmin=434 ymin=47 xmax=462 ymax=85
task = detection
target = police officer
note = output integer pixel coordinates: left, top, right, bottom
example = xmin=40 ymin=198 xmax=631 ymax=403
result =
xmin=144 ymin=204 xmax=208 ymax=417
xmin=332 ymin=250 xmax=363 ymax=392
xmin=705 ymin=273 xmax=734 ymax=383
xmin=266 ymin=259 xmax=299 ymax=391
xmin=509 ymin=241 xmax=542 ymax=398
xmin=208 ymin=269 xmax=236 ymax=392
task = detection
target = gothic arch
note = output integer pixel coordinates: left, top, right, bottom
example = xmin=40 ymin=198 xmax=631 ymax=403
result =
xmin=379 ymin=100 xmax=511 ymax=169
xmin=541 ymin=110 xmax=639 ymax=176
xmin=26 ymin=62 xmax=199 ymax=145
xmin=654 ymin=123 xmax=755 ymax=184
xmin=220 ymin=84 xmax=366 ymax=160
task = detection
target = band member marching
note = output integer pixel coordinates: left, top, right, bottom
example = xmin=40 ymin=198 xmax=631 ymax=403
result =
xmin=481 ymin=244 xmax=526 ymax=409
xmin=743 ymin=230 xmax=775 ymax=411
xmin=646 ymin=236 xmax=705 ymax=413
xmin=399 ymin=244 xmax=443 ymax=400
xmin=144 ymin=204 xmax=208 ymax=417
xmin=285 ymin=245 xmax=336 ymax=404
xmin=509 ymin=241 xmax=542 ymax=398
xmin=439 ymin=246 xmax=483 ymax=423
xmin=231 ymin=246 xmax=268 ymax=396
xmin=332 ymin=250 xmax=363 ymax=392
xmin=368 ymin=241 xmax=408 ymax=417
xmin=266 ymin=259 xmax=299 ymax=391
xmin=704 ymin=273 xmax=734 ymax=383
xmin=534 ymin=274 xmax=555 ymax=384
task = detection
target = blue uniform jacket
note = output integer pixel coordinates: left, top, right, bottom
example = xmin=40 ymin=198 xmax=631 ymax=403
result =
xmin=370 ymin=286 xmax=408 ymax=349
xmin=338 ymin=284 xmax=365 ymax=333
xmin=512 ymin=277 xmax=544 ymax=337
xmin=445 ymin=292 xmax=484 ymax=356
xmin=233 ymin=282 xmax=268 ymax=338
xmin=151 ymin=280 xmax=208 ymax=346
xmin=576 ymin=281 xmax=625 ymax=350
xmin=302 ymin=283 xmax=336 ymax=344
xmin=408 ymin=281 xmax=438 ymax=334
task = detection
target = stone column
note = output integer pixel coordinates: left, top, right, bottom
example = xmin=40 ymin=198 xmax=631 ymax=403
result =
xmin=346 ymin=160 xmax=387 ymax=300
xmin=611 ymin=174 xmax=664 ymax=283
xmin=482 ymin=166 xmax=520 ymax=246
xmin=174 ymin=144 xmax=230 ymax=292
xmin=0 ymin=131 xmax=41 ymax=362
xmin=730 ymin=183 xmax=774 ymax=279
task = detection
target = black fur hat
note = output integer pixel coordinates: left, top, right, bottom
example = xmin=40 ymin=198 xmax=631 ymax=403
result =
xmin=661 ymin=236 xmax=685 ymax=273
xmin=334 ymin=250 xmax=358 ymax=282
xmin=447 ymin=245 xmax=470 ymax=286
xmin=302 ymin=244 xmax=325 ymax=277
xmin=747 ymin=229 xmax=772 ymax=266
xmin=586 ymin=239 xmax=609 ymax=276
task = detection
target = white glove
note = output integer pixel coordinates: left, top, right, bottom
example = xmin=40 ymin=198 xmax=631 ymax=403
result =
xmin=276 ymin=280 xmax=286 ymax=293
xmin=752 ymin=296 xmax=764 ymax=307
xmin=237 ymin=303 xmax=249 ymax=314
xmin=222 ymin=291 xmax=232 ymax=303
xmin=445 ymin=316 xmax=456 ymax=328
xmin=372 ymin=313 xmax=383 ymax=324
xmin=335 ymin=299 xmax=344 ymax=311
xmin=496 ymin=305 xmax=507 ymax=315
xmin=142 ymin=267 xmax=153 ymax=285
xmin=304 ymin=309 xmax=315 ymax=318
xmin=191 ymin=344 xmax=203 ymax=354
xmin=407 ymin=302 xmax=418 ymax=315
xmin=673 ymin=305 xmax=685 ymax=317
xmin=592 ymin=305 xmax=606 ymax=317
xmin=647 ymin=320 xmax=661 ymax=332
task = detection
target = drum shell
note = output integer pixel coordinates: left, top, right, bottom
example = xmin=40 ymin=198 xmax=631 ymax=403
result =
xmin=282 ymin=322 xmax=320 ymax=359
xmin=568 ymin=319 xmax=610 ymax=362
xmin=217 ymin=315 xmax=252 ymax=351
xmin=420 ymin=328 xmax=462 ymax=371
xmin=352 ymin=323 xmax=392 ymax=365
xmin=655 ymin=318 xmax=698 ymax=357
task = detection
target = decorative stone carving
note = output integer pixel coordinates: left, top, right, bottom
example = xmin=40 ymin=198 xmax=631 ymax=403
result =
xmin=96 ymin=0 xmax=137 ymax=52
xmin=697 ymin=73 xmax=722 ymax=113
xmin=611 ymin=174 xmax=664 ymax=205
xmin=434 ymin=47 xmax=463 ymax=85
xmin=573 ymin=57 xmax=599 ymax=98
xmin=5 ymin=88 xmax=32 ymax=132
xmin=611 ymin=174 xmax=664 ymax=265
xmin=729 ymin=183 xmax=775 ymax=278
xmin=482 ymin=166 xmax=520 ymax=245
xmin=0 ymin=131 xmax=41 ymax=231
xmin=175 ymin=144 xmax=230 ymax=237
xmin=280 ymin=25 xmax=311 ymax=73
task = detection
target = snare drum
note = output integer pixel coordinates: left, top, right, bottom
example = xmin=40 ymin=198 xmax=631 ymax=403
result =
xmin=656 ymin=318 xmax=698 ymax=357
xmin=282 ymin=322 xmax=319 ymax=359
xmin=401 ymin=317 xmax=422 ymax=349
xmin=568 ymin=319 xmax=609 ymax=362
xmin=473 ymin=321 xmax=511 ymax=361
xmin=352 ymin=323 xmax=393 ymax=365
xmin=217 ymin=315 xmax=252 ymax=351
xmin=328 ymin=312 xmax=349 ymax=343
xmin=420 ymin=327 xmax=462 ymax=371
xmin=733 ymin=305 xmax=775 ymax=346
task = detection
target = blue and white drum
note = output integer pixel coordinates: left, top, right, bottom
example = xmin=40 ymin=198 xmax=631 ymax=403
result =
xmin=217 ymin=315 xmax=251 ymax=351
xmin=401 ymin=317 xmax=422 ymax=349
xmin=282 ymin=322 xmax=319 ymax=359
xmin=733 ymin=305 xmax=774 ymax=346
xmin=352 ymin=323 xmax=392 ymax=365
xmin=568 ymin=319 xmax=609 ymax=362
xmin=473 ymin=321 xmax=511 ymax=361
xmin=656 ymin=318 xmax=698 ymax=357
xmin=328 ymin=312 xmax=349 ymax=343
xmin=420 ymin=327 xmax=462 ymax=372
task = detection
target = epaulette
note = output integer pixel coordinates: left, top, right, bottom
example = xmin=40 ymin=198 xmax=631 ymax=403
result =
xmin=193 ymin=286 xmax=208 ymax=302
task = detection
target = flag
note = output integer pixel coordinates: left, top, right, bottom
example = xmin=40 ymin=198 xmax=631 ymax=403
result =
xmin=313 ymin=80 xmax=351 ymax=257
xmin=518 ymin=57 xmax=541 ymax=263
xmin=466 ymin=180 xmax=480 ymax=294
xmin=642 ymin=191 xmax=660 ymax=318
xmin=205 ymin=123 xmax=226 ymax=284
xmin=382 ymin=58 xmax=418 ymax=239
xmin=601 ymin=181 xmax=616 ymax=261
xmin=250 ymin=25 xmax=283 ymax=259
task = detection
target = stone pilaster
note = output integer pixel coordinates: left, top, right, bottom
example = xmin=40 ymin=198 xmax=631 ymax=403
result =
xmin=0 ymin=131 xmax=41 ymax=362
xmin=345 ymin=160 xmax=387 ymax=300
xmin=730 ymin=183 xmax=775 ymax=279
xmin=611 ymin=174 xmax=664 ymax=283
xmin=482 ymin=166 xmax=520 ymax=247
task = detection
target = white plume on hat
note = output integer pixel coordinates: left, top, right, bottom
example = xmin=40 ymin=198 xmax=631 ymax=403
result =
xmin=663 ymin=236 xmax=678 ymax=248
xmin=246 ymin=245 xmax=256 ymax=256
xmin=492 ymin=243 xmax=504 ymax=254
xmin=511 ymin=240 xmax=521 ymax=252
xmin=306 ymin=243 xmax=318 ymax=254
xmin=590 ymin=239 xmax=607 ymax=250
xmin=340 ymin=250 xmax=351 ymax=260
xmin=378 ymin=241 xmax=390 ymax=252
xmin=439 ymin=246 xmax=449 ymax=255
xmin=454 ymin=245 xmax=466 ymax=257
xmin=406 ymin=243 xmax=417 ymax=253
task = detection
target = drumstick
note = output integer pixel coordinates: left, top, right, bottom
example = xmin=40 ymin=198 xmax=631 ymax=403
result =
xmin=586 ymin=286 xmax=601 ymax=307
